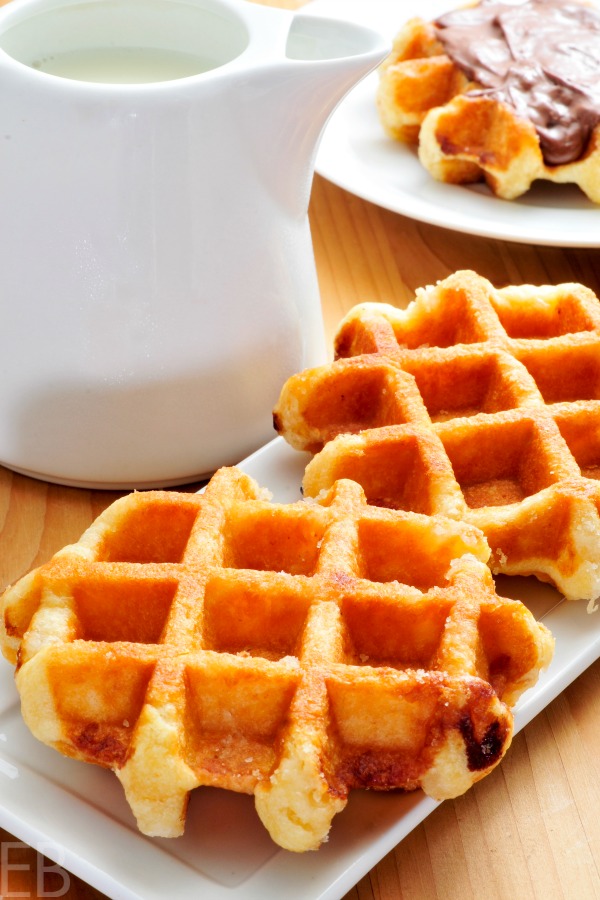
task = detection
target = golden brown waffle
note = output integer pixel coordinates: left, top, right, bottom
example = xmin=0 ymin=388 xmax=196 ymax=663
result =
xmin=376 ymin=6 xmax=600 ymax=201
xmin=273 ymin=270 xmax=600 ymax=608
xmin=1 ymin=464 xmax=552 ymax=851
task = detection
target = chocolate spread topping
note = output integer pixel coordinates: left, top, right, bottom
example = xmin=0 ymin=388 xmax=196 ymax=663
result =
xmin=434 ymin=0 xmax=600 ymax=165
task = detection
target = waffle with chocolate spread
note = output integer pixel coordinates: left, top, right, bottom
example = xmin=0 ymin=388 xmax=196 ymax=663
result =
xmin=376 ymin=0 xmax=600 ymax=201
xmin=274 ymin=270 xmax=600 ymax=608
xmin=1 ymin=465 xmax=553 ymax=850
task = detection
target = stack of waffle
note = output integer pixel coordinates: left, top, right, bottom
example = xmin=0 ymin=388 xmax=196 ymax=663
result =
xmin=7 ymin=269 xmax=588 ymax=850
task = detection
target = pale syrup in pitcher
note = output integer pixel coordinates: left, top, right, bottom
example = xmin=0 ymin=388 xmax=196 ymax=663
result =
xmin=32 ymin=46 xmax=218 ymax=83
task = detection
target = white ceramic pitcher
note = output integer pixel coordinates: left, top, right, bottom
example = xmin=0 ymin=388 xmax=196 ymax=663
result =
xmin=0 ymin=0 xmax=388 ymax=488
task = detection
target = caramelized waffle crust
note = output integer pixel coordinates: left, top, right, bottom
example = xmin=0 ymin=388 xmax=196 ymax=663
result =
xmin=376 ymin=2 xmax=600 ymax=201
xmin=1 ymin=466 xmax=552 ymax=851
xmin=273 ymin=270 xmax=600 ymax=609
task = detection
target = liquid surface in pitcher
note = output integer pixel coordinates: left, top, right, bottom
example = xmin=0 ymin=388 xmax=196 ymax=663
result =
xmin=32 ymin=46 xmax=218 ymax=83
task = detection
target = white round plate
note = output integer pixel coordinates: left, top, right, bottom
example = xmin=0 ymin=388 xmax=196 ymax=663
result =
xmin=311 ymin=0 xmax=600 ymax=247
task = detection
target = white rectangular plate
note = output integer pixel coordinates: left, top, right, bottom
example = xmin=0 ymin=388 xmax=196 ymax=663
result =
xmin=1 ymin=436 xmax=600 ymax=900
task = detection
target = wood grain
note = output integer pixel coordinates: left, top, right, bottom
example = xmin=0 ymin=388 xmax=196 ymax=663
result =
xmin=2 ymin=0 xmax=600 ymax=896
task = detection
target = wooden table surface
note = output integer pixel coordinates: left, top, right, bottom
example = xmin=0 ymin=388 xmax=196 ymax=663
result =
xmin=2 ymin=0 xmax=600 ymax=897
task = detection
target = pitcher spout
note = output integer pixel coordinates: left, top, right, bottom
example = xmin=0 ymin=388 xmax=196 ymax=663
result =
xmin=284 ymin=12 xmax=391 ymax=105
xmin=239 ymin=6 xmax=391 ymax=216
